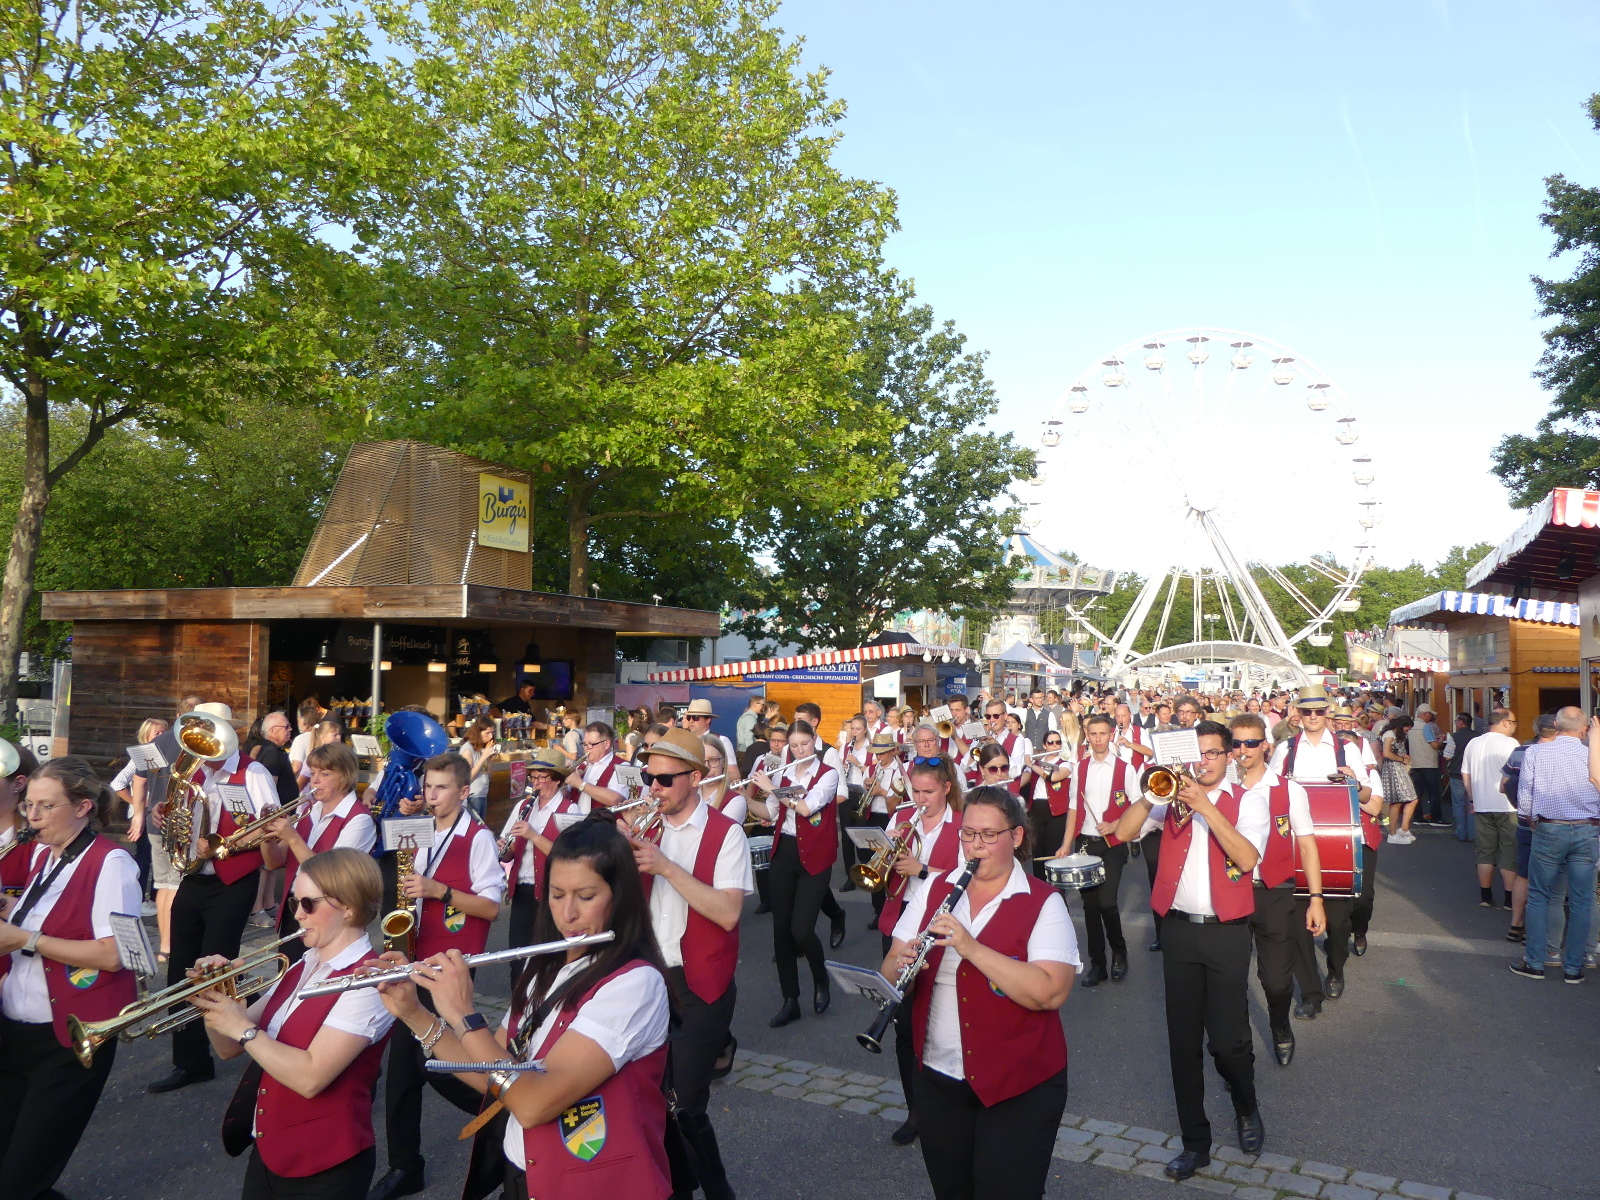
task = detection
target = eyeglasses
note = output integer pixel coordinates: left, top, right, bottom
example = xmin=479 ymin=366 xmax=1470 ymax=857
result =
xmin=23 ymin=800 xmax=77 ymax=816
xmin=958 ymin=827 xmax=1013 ymax=844
xmin=911 ymin=755 xmax=944 ymax=766
xmin=582 ymin=739 xmax=607 ymax=748
xmin=1232 ymin=738 xmax=1266 ymax=749
xmin=1199 ymin=749 xmax=1230 ymax=761
xmin=642 ymin=769 xmax=695 ymax=787
xmin=288 ymin=894 xmax=328 ymax=915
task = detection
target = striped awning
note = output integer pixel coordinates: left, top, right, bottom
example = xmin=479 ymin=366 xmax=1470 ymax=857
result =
xmin=647 ymin=641 xmax=974 ymax=683
xmin=1388 ymin=590 xmax=1579 ymax=629
xmin=1389 ymin=654 xmax=1449 ymax=673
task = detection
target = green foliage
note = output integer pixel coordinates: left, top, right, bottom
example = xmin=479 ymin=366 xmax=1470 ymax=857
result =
xmin=362 ymin=0 xmax=900 ymax=596
xmin=1492 ymin=92 xmax=1600 ymax=506
xmin=730 ymin=278 xmax=1032 ymax=653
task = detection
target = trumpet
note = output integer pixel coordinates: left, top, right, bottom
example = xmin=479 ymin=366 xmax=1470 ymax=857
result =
xmin=204 ymin=784 xmax=318 ymax=860
xmin=68 ymin=932 xmax=299 ymax=1067
xmin=609 ymin=796 xmax=664 ymax=841
xmin=383 ymin=835 xmax=420 ymax=956
xmin=299 ymin=932 xmax=616 ymax=997
xmin=1140 ymin=763 xmax=1196 ymax=829
xmin=936 ymin=719 xmax=955 ymax=739
xmin=850 ymin=804 xmax=923 ymax=892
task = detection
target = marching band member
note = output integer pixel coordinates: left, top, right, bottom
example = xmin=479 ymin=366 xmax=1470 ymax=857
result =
xmin=700 ymin=734 xmax=746 ymax=824
xmin=1113 ymin=720 xmax=1269 ymax=1179
xmin=744 ymin=725 xmax=790 ymax=916
xmin=374 ymin=752 xmax=506 ymax=1200
xmin=499 ymin=747 xmax=588 ymax=966
xmin=631 ymin=729 xmax=751 ymax=1200
xmin=567 ymin=722 xmax=626 ymax=808
xmin=266 ymin=743 xmax=377 ymax=962
xmin=943 ymin=695 xmax=977 ymax=762
xmin=0 ymin=740 xmax=39 ymax=899
xmin=876 ymin=755 xmax=963 ymax=1149
xmin=1053 ymin=714 xmax=1135 ymax=986
xmin=152 ymin=702 xmax=278 ymax=1094
xmin=863 ymin=700 xmax=889 ymax=741
xmin=838 ymin=716 xmax=873 ymax=893
xmin=750 ymin=720 xmax=839 ymax=1026
xmin=683 ymin=700 xmax=741 ymax=786
xmin=894 ymin=706 xmax=917 ymax=745
xmin=859 ymin=732 xmax=906 ymax=930
xmin=976 ymin=702 xmax=1030 ymax=782
xmin=377 ymin=818 xmax=672 ymax=1200
xmin=1269 ymin=685 xmax=1383 ymax=1009
xmin=885 ymin=786 xmax=1077 ymax=1200
xmin=786 ymin=704 xmax=849 ymax=947
xmin=974 ymin=744 xmax=1016 ymax=794
xmin=1229 ymin=714 xmax=1326 ymax=1068
xmin=1330 ymin=704 xmax=1385 ymax=965
xmin=196 ymin=848 xmax=393 ymax=1200
xmin=1019 ymin=731 xmax=1071 ymax=882
xmin=0 ymin=757 xmax=140 ymax=1200
xmin=1111 ymin=703 xmax=1150 ymax=766
xmin=1001 ymin=713 xmax=1032 ymax=778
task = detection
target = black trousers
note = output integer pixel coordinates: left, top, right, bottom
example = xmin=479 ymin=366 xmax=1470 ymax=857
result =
xmin=1324 ymin=844 xmax=1378 ymax=978
xmin=862 ymin=810 xmax=890 ymax=919
xmin=914 ymin=1065 xmax=1070 ymax=1200
xmin=1028 ymin=803 xmax=1068 ymax=880
xmin=507 ymin=882 xmax=540 ymax=993
xmin=241 ymin=1145 xmax=376 ymax=1200
xmin=384 ymin=990 xmax=490 ymax=1174
xmin=881 ymin=933 xmax=918 ymax=1116
xmin=1160 ymin=915 xmax=1257 ymax=1151
xmin=0 ymin=1016 xmax=117 ymax=1200
xmin=840 ymin=786 xmax=866 ymax=873
xmin=1076 ymin=837 xmax=1128 ymax=967
xmin=170 ymin=869 xmax=259 ymax=1071
xmin=1249 ymin=884 xmax=1320 ymax=1029
xmin=132 ymin=821 xmax=153 ymax=898
xmin=665 ymin=967 xmax=735 ymax=1200
xmin=769 ymin=836 xmax=831 ymax=997
xmin=1141 ymin=829 xmax=1163 ymax=918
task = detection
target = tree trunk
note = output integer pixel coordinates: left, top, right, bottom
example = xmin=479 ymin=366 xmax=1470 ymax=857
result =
xmin=0 ymin=366 xmax=51 ymax=726
xmin=565 ymin=470 xmax=591 ymax=597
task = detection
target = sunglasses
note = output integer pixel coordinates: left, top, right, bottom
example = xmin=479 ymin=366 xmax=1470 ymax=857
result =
xmin=912 ymin=755 xmax=944 ymax=766
xmin=288 ymin=894 xmax=329 ymax=916
xmin=642 ymin=769 xmax=695 ymax=787
xmin=1232 ymin=738 xmax=1266 ymax=749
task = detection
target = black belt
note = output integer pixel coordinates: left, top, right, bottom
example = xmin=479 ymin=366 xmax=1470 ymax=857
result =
xmin=1166 ymin=908 xmax=1247 ymax=925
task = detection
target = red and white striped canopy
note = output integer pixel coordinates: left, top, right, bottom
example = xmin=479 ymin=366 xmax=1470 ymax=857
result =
xmin=647 ymin=641 xmax=972 ymax=683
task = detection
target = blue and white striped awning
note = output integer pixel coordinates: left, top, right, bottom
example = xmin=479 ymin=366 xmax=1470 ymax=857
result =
xmin=1388 ymin=590 xmax=1579 ymax=628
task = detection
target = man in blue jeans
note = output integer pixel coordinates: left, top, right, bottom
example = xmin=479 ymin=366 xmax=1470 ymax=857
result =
xmin=1510 ymin=708 xmax=1600 ymax=983
xmin=1442 ymin=713 xmax=1478 ymax=842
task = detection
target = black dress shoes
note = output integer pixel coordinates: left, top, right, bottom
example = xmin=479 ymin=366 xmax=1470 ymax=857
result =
xmin=1351 ymin=935 xmax=1368 ymax=956
xmin=1148 ymin=936 xmax=1163 ymax=952
xmin=1164 ymin=1150 xmax=1210 ymax=1180
xmin=1109 ymin=952 xmax=1128 ymax=982
xmin=768 ymin=997 xmax=802 ymax=1028
xmin=1325 ymin=973 xmax=1345 ymax=999
xmin=890 ymin=1116 xmax=918 ymax=1146
xmin=754 ymin=900 xmax=771 ymax=915
xmin=866 ymin=915 xmax=879 ymax=932
xmin=367 ymin=1167 xmax=425 ymax=1200
xmin=1272 ymin=1028 xmax=1295 ymax=1067
xmin=1079 ymin=962 xmax=1106 ymax=988
xmin=146 ymin=1066 xmax=214 ymax=1094
xmin=1236 ymin=1109 xmax=1265 ymax=1154
xmin=813 ymin=981 xmax=832 ymax=1015
xmin=1293 ymin=997 xmax=1322 ymax=1021
xmin=841 ymin=879 xmax=857 ymax=892
xmin=830 ymin=911 xmax=846 ymax=949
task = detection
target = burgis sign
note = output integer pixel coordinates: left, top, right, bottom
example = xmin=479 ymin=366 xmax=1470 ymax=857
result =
xmin=478 ymin=473 xmax=530 ymax=553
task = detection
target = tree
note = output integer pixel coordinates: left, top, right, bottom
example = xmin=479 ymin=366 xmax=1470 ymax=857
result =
xmin=729 ymin=279 xmax=1032 ymax=653
xmin=365 ymin=0 xmax=899 ymax=595
xmin=1492 ymin=92 xmax=1600 ymax=506
xmin=0 ymin=0 xmax=402 ymax=717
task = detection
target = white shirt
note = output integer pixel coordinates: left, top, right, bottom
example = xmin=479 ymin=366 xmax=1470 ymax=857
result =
xmin=500 ymin=788 xmax=588 ymax=886
xmin=1070 ymin=752 xmax=1122 ymax=828
xmin=841 ymin=740 xmax=872 ymax=788
xmin=1111 ymin=724 xmax=1147 ymax=765
xmin=2 ymin=842 xmax=141 ymax=1023
xmin=422 ymin=814 xmax=507 ymax=904
xmin=778 ymin=760 xmax=837 ymax=837
xmin=192 ymin=753 xmax=277 ymax=876
xmin=1000 ymin=733 xmax=1033 ymax=780
xmin=707 ymin=785 xmax=747 ymax=826
xmin=1462 ymin=731 xmax=1519 ymax=814
xmin=289 ymin=731 xmax=315 ymax=774
xmin=649 ymin=800 xmax=752 ymax=967
xmin=894 ymin=802 xmax=955 ymax=862
xmin=1269 ymin=730 xmax=1384 ymax=800
xmin=1238 ymin=769 xmax=1312 ymax=883
xmin=581 ymin=751 xmax=625 ymax=799
xmin=500 ymin=957 xmax=670 ymax=1164
xmin=866 ymin=758 xmax=905 ymax=816
xmin=303 ymin=792 xmax=377 ymax=856
xmin=891 ymin=859 xmax=1079 ymax=1081
xmin=1149 ymin=785 xmax=1271 ymax=916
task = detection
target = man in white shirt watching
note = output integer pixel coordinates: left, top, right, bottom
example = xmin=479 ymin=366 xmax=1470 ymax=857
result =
xmin=1462 ymin=708 xmax=1519 ymax=914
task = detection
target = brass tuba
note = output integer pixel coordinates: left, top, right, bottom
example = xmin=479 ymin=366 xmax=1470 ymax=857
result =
xmin=160 ymin=711 xmax=239 ymax=875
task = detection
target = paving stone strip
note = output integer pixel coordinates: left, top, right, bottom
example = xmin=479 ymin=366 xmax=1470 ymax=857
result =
xmin=719 ymin=1048 xmax=1496 ymax=1200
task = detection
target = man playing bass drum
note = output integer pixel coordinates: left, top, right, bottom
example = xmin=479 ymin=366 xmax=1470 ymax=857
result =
xmin=884 ymin=787 xmax=1078 ymax=1200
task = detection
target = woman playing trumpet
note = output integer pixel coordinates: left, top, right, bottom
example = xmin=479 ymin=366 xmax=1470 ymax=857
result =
xmin=193 ymin=848 xmax=393 ymax=1200
xmin=373 ymin=818 xmax=673 ymax=1200
xmin=0 ymin=757 xmax=141 ymax=1200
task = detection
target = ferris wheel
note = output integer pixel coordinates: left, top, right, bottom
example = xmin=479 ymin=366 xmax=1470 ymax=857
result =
xmin=1025 ymin=326 xmax=1379 ymax=685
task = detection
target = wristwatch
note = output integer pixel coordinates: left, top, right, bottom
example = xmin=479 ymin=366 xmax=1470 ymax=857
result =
xmin=238 ymin=1026 xmax=261 ymax=1047
xmin=457 ymin=1011 xmax=489 ymax=1035
xmin=20 ymin=929 xmax=41 ymax=958
xmin=441 ymin=886 xmax=454 ymax=909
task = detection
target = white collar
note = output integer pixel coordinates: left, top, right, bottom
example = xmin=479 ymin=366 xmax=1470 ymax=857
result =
xmin=663 ymin=797 xmax=710 ymax=833
xmin=305 ymin=935 xmax=373 ymax=976
xmin=1240 ymin=766 xmax=1281 ymax=794
xmin=317 ymin=791 xmax=360 ymax=821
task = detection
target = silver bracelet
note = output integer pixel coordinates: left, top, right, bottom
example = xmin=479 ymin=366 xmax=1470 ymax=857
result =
xmin=418 ymin=1017 xmax=447 ymax=1058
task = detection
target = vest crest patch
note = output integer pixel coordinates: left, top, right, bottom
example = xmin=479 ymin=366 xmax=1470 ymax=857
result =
xmin=560 ymin=1095 xmax=606 ymax=1161
xmin=67 ymin=966 xmax=100 ymax=989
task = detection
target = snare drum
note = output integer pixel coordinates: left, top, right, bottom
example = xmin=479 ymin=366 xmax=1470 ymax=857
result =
xmin=1042 ymin=853 xmax=1105 ymax=890
xmin=1296 ymin=782 xmax=1364 ymax=899
xmin=747 ymin=835 xmax=774 ymax=872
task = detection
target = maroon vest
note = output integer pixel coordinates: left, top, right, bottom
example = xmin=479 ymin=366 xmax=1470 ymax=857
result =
xmin=1068 ymin=756 xmax=1131 ymax=846
xmin=512 ymin=787 xmax=582 ymax=897
xmin=2 ymin=837 xmax=139 ymax=1050
xmin=909 ymin=873 xmax=1068 ymax=1106
xmin=1258 ymin=779 xmax=1295 ymax=889
xmin=517 ymin=961 xmax=671 ymax=1200
xmin=1337 ymin=733 xmax=1383 ymax=850
xmin=242 ymin=957 xmax=388 ymax=1176
xmin=1150 ymin=786 xmax=1255 ymax=921
xmin=676 ymin=805 xmax=741 ymax=1004
xmin=771 ymin=764 xmax=839 ymax=875
xmin=880 ymin=806 xmax=960 ymax=935
xmin=209 ymin=761 xmax=265 ymax=885
xmin=0 ymin=827 xmax=31 ymax=895
xmin=282 ymin=797 xmax=360 ymax=900
xmin=416 ymin=817 xmax=494 ymax=958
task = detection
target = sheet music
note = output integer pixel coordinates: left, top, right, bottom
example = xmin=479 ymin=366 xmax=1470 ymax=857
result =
xmin=824 ymin=960 xmax=902 ymax=1007
xmin=1151 ymin=728 xmax=1202 ymax=766
xmin=382 ymin=815 xmax=437 ymax=851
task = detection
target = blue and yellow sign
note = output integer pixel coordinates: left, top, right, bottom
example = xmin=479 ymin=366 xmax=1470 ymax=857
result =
xmin=478 ymin=473 xmax=529 ymax=553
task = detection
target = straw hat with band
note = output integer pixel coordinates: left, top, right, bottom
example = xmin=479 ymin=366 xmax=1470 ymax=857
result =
xmin=642 ymin=728 xmax=707 ymax=773
xmin=869 ymin=732 xmax=899 ymax=755
xmin=684 ymin=698 xmax=716 ymax=718
xmin=526 ymin=746 xmax=570 ymax=777
xmin=1293 ymin=684 xmax=1331 ymax=711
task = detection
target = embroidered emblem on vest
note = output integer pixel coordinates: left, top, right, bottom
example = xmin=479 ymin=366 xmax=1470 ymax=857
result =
xmin=1275 ymin=814 xmax=1290 ymax=838
xmin=444 ymin=907 xmax=466 ymax=934
xmin=68 ymin=966 xmax=100 ymax=989
xmin=560 ymin=1095 xmax=606 ymax=1161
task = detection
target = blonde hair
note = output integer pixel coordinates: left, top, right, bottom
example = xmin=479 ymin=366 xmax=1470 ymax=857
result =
xmin=300 ymin=847 xmax=382 ymax=928
xmin=306 ymin=742 xmax=359 ymax=795
xmin=136 ymin=718 xmax=170 ymax=744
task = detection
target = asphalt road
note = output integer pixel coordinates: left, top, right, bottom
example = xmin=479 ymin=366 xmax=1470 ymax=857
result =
xmin=55 ymin=826 xmax=1597 ymax=1200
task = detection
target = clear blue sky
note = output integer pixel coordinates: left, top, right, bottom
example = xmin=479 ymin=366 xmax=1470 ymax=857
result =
xmin=777 ymin=0 xmax=1600 ymax=571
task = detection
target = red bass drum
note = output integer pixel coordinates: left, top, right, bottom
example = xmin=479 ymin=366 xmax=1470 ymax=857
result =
xmin=1295 ymin=781 xmax=1366 ymax=899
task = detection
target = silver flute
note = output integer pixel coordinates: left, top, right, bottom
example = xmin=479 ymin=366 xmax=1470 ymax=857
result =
xmin=298 ymin=931 xmax=616 ymax=997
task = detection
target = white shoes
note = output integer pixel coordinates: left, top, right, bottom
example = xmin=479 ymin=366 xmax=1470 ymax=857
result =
xmin=140 ymin=899 xmax=158 ymax=918
xmin=1388 ymin=830 xmax=1415 ymax=845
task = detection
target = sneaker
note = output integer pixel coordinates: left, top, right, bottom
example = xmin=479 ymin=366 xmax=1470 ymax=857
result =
xmin=1547 ymin=954 xmax=1564 ymax=966
xmin=1479 ymin=899 xmax=1493 ymax=909
xmin=1565 ymin=970 xmax=1584 ymax=984
xmin=1502 ymin=899 xmax=1515 ymax=911
xmin=248 ymin=909 xmax=276 ymax=929
xmin=1509 ymin=961 xmax=1545 ymax=980
xmin=1506 ymin=926 xmax=1526 ymax=943
xmin=140 ymin=899 xmax=158 ymax=918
